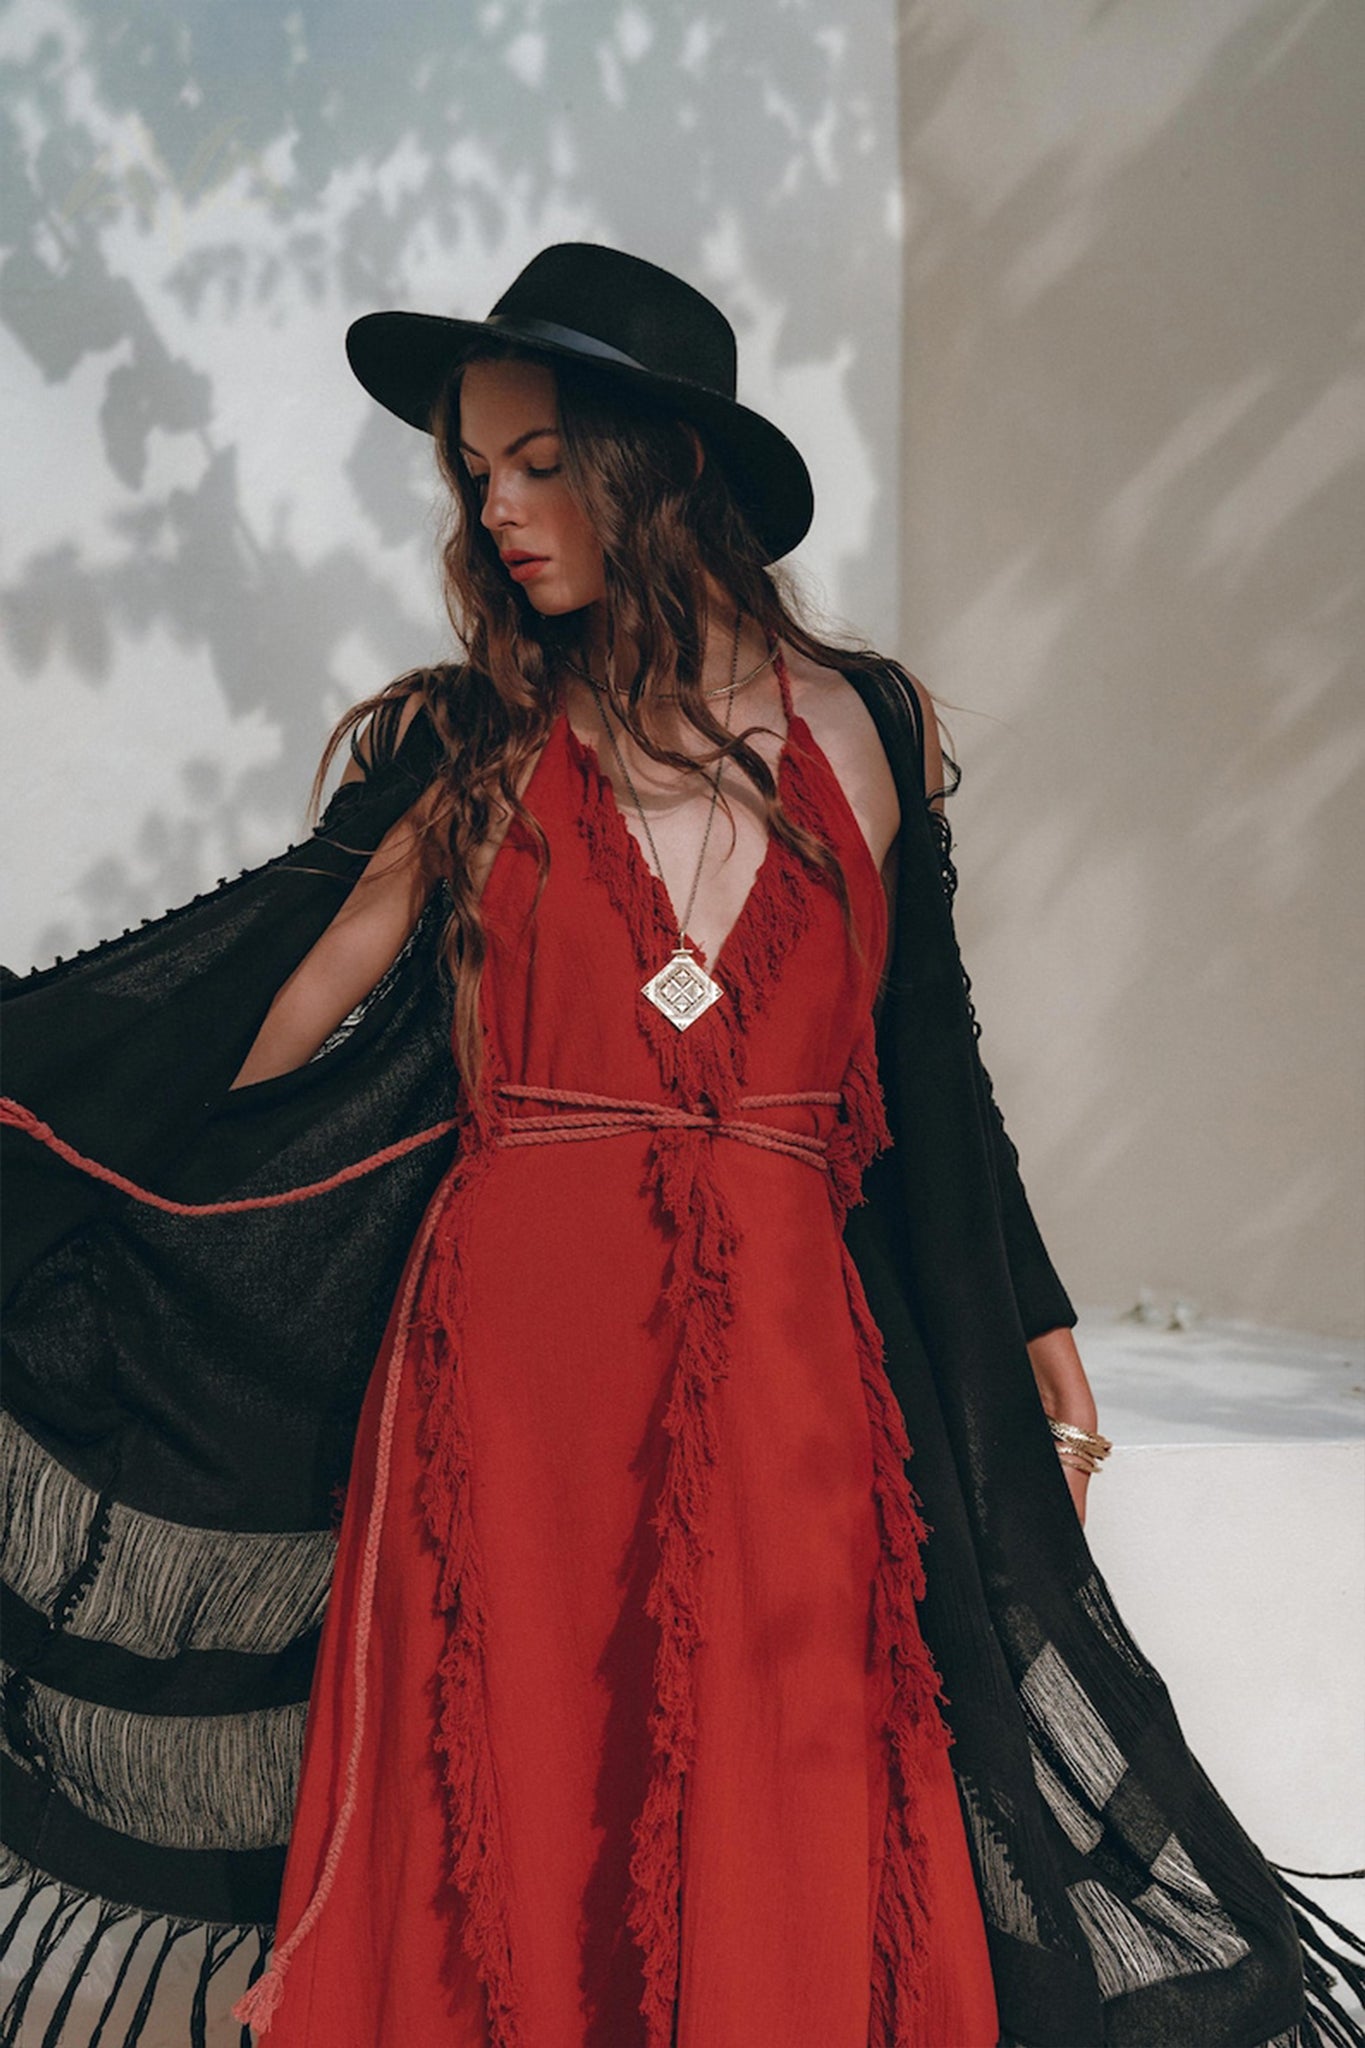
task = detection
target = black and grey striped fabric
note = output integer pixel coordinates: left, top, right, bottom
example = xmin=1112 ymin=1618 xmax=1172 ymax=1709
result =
xmin=2 ymin=1410 xmax=336 ymax=1665
xmin=2 ymin=722 xmax=460 ymax=2041
xmin=0 ymin=1410 xmax=322 ymax=2042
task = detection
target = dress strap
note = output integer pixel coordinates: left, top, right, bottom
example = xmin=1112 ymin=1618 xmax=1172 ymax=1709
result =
xmin=769 ymin=638 xmax=795 ymax=722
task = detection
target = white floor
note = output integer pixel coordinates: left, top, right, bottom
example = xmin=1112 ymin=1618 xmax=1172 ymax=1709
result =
xmin=1076 ymin=1307 xmax=1365 ymax=1447
xmin=1078 ymin=1306 xmax=1365 ymax=2015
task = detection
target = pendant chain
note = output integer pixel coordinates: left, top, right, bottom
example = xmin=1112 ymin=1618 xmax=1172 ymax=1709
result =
xmin=584 ymin=611 xmax=739 ymax=957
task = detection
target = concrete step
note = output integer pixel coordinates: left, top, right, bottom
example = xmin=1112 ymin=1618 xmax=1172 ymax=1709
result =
xmin=1079 ymin=1307 xmax=1365 ymax=2006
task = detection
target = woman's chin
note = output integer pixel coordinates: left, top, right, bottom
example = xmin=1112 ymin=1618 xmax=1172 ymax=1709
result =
xmin=525 ymin=586 xmax=603 ymax=619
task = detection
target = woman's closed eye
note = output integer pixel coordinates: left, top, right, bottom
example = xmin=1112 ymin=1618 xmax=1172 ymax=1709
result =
xmin=465 ymin=463 xmax=562 ymax=490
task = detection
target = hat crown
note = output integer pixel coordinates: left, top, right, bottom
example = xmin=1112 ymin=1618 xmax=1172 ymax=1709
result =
xmin=343 ymin=240 xmax=813 ymax=558
xmin=490 ymin=243 xmax=738 ymax=400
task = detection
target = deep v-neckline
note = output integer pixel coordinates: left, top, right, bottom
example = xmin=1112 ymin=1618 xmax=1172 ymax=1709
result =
xmin=482 ymin=662 xmax=883 ymax=997
xmin=563 ymin=670 xmax=795 ymax=989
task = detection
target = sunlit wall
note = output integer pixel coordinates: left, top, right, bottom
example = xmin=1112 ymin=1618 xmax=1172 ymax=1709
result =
xmin=2 ymin=0 xmax=902 ymax=956
xmin=897 ymin=0 xmax=1364 ymax=1339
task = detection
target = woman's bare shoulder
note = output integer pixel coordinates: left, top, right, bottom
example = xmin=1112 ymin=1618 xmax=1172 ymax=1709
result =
xmin=784 ymin=646 xmax=944 ymax=814
xmin=778 ymin=645 xmax=903 ymax=870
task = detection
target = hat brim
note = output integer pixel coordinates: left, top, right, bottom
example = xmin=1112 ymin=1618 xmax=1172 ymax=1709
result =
xmin=345 ymin=310 xmax=814 ymax=564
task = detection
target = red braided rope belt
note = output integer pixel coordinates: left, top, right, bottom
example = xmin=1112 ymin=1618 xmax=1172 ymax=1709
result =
xmin=0 ymin=1082 xmax=845 ymax=1216
xmin=492 ymin=1083 xmax=842 ymax=1171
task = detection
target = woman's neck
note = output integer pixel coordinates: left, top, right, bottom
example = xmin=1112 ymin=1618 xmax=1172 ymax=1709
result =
xmin=575 ymin=595 xmax=773 ymax=705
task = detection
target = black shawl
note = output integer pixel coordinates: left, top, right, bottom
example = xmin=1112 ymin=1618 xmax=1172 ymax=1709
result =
xmin=0 ymin=661 xmax=1350 ymax=2046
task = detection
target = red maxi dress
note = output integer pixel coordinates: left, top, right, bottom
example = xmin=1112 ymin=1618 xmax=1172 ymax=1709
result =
xmin=241 ymin=658 xmax=1000 ymax=2048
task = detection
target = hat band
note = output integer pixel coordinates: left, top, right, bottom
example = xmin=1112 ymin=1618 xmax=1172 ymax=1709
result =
xmin=484 ymin=313 xmax=650 ymax=373
xmin=485 ymin=313 xmax=731 ymax=398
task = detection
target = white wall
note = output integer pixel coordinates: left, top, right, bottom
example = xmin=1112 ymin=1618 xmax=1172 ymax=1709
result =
xmin=1 ymin=0 xmax=902 ymax=963
xmin=896 ymin=0 xmax=1365 ymax=1338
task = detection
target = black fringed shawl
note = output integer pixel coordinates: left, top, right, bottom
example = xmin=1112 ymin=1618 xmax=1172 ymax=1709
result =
xmin=0 ymin=662 xmax=1348 ymax=2046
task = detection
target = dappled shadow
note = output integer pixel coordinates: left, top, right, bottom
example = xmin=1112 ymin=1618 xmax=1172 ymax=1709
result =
xmin=2 ymin=0 xmax=903 ymax=961
xmin=896 ymin=0 xmax=1364 ymax=1334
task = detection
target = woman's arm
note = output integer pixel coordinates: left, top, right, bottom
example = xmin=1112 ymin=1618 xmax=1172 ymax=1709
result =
xmin=896 ymin=668 xmax=1101 ymax=1527
xmin=231 ymin=697 xmax=436 ymax=1089
xmin=1027 ymin=1324 xmax=1098 ymax=1526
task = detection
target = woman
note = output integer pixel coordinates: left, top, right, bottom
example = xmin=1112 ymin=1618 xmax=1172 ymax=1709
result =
xmin=0 ymin=245 xmax=1352 ymax=2047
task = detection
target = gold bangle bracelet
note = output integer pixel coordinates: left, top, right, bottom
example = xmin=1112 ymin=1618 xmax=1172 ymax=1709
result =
xmin=1046 ymin=1417 xmax=1113 ymax=1460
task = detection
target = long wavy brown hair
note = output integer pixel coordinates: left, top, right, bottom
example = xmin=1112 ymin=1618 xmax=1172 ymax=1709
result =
xmin=315 ymin=338 xmax=928 ymax=1099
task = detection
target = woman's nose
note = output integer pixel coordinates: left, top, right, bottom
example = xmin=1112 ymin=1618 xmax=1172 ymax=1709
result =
xmin=480 ymin=472 xmax=517 ymax=532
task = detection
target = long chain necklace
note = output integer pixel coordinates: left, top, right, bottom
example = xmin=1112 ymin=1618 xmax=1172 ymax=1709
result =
xmin=583 ymin=613 xmax=740 ymax=1031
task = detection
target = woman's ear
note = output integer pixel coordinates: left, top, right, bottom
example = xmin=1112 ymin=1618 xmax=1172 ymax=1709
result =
xmin=683 ymin=423 xmax=705 ymax=480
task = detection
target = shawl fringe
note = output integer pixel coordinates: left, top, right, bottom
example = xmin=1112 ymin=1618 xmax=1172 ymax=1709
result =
xmin=0 ymin=1844 xmax=269 ymax=2048
xmin=1272 ymin=1873 xmax=1365 ymax=2048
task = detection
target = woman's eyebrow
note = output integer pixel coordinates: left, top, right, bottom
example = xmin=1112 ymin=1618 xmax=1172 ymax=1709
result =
xmin=457 ymin=426 xmax=560 ymax=460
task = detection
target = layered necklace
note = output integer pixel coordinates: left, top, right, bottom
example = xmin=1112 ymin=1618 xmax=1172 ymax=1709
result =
xmin=569 ymin=615 xmax=746 ymax=1031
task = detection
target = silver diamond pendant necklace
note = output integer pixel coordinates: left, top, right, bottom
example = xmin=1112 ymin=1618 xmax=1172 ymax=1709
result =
xmin=582 ymin=614 xmax=741 ymax=1032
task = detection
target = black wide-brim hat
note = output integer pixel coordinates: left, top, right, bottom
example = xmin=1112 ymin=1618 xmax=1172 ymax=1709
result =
xmin=345 ymin=242 xmax=814 ymax=563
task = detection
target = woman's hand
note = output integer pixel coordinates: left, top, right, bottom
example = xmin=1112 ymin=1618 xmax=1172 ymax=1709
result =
xmin=1026 ymin=1324 xmax=1099 ymax=1528
xmin=1058 ymin=1460 xmax=1091 ymax=1526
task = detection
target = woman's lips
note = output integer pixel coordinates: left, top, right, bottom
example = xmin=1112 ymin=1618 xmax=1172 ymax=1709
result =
xmin=504 ymin=555 xmax=549 ymax=583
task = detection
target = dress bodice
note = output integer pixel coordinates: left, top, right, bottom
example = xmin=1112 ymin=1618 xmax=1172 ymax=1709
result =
xmin=475 ymin=666 xmax=889 ymax=1158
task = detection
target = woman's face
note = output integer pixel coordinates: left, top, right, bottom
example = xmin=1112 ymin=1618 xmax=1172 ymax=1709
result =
xmin=457 ymin=357 xmax=607 ymax=616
